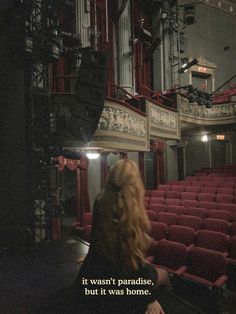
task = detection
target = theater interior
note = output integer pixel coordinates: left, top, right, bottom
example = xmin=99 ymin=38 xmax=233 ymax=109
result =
xmin=1 ymin=0 xmax=236 ymax=313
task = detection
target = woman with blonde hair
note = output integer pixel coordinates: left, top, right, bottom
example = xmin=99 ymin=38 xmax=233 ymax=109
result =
xmin=75 ymin=159 xmax=169 ymax=313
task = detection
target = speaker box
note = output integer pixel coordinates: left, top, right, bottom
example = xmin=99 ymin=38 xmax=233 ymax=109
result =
xmin=52 ymin=50 xmax=107 ymax=144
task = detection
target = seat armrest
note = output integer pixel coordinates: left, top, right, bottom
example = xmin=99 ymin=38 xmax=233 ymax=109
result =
xmin=213 ymin=275 xmax=228 ymax=287
xmin=175 ymin=266 xmax=187 ymax=276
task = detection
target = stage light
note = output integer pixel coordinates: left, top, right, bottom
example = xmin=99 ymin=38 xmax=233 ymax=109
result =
xmin=179 ymin=58 xmax=198 ymax=73
xmin=183 ymin=4 xmax=196 ymax=25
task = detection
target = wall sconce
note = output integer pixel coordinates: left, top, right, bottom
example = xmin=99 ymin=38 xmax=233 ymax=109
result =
xmin=201 ymin=135 xmax=208 ymax=142
xmin=86 ymin=153 xmax=100 ymax=159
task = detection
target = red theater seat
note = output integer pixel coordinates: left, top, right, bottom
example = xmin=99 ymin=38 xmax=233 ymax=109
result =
xmin=182 ymin=200 xmax=199 ymax=209
xmin=187 ymin=207 xmax=207 ymax=219
xmin=167 ymin=205 xmax=187 ymax=216
xmin=149 ymin=203 xmax=167 ymax=213
xmin=154 ymin=239 xmax=188 ymax=275
xmin=217 ymin=203 xmax=236 ymax=213
xmin=171 ymin=185 xmax=185 ymax=192
xmin=206 ymin=181 xmax=219 ymax=187
xmin=199 ymin=201 xmax=217 ymax=210
xmin=191 ymin=181 xmax=205 ymax=187
xmin=146 ymin=210 xmax=157 ymax=221
xmin=149 ymin=197 xmax=165 ymax=204
xmin=156 ymin=212 xmax=178 ymax=226
xmin=168 ymin=225 xmax=196 ymax=246
xmin=165 ymin=198 xmax=182 ymax=206
xmin=178 ymin=215 xmax=202 ymax=231
xmin=185 ymin=186 xmax=201 ymax=193
xmin=217 ymin=188 xmax=234 ymax=195
xmin=215 ymin=194 xmax=234 ymax=204
xmin=166 ymin=191 xmax=181 ymax=199
xmin=195 ymin=230 xmax=229 ymax=256
xmin=200 ymin=187 xmax=217 ymax=194
xmin=149 ymin=222 xmax=168 ymax=241
xmin=151 ymin=190 xmax=166 ymax=198
xmin=182 ymin=247 xmax=228 ymax=288
xmin=208 ymin=210 xmax=231 ymax=222
xmin=181 ymin=192 xmax=197 ymax=200
xmin=158 ymin=184 xmax=170 ymax=191
xmin=197 ymin=193 xmax=215 ymax=202
xmin=203 ymin=218 xmax=231 ymax=234
xmin=219 ymin=182 xmax=234 ymax=188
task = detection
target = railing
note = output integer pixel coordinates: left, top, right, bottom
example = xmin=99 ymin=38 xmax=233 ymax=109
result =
xmin=107 ymin=82 xmax=146 ymax=113
xmin=141 ymin=85 xmax=175 ymax=109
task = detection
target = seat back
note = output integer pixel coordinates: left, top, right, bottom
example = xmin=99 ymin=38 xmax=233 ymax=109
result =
xmin=208 ymin=210 xmax=231 ymax=222
xmin=151 ymin=190 xmax=166 ymax=198
xmin=187 ymin=207 xmax=207 ymax=219
xmin=166 ymin=191 xmax=181 ymax=199
xmin=196 ymin=229 xmax=229 ymax=253
xmin=149 ymin=203 xmax=167 ymax=213
xmin=171 ymin=185 xmax=185 ymax=192
xmin=182 ymin=200 xmax=199 ymax=209
xmin=197 ymin=193 xmax=215 ymax=202
xmin=200 ymin=187 xmax=217 ymax=194
xmin=146 ymin=210 xmax=157 ymax=221
xmin=168 ymin=225 xmax=196 ymax=246
xmin=199 ymin=201 xmax=217 ymax=210
xmin=156 ymin=212 xmax=178 ymax=226
xmin=178 ymin=215 xmax=202 ymax=231
xmin=203 ymin=218 xmax=231 ymax=234
xmin=185 ymin=186 xmax=201 ymax=193
xmin=165 ymin=198 xmax=182 ymax=206
xmin=167 ymin=205 xmax=187 ymax=216
xmin=217 ymin=203 xmax=236 ymax=213
xmin=155 ymin=239 xmax=188 ymax=270
xmin=181 ymin=192 xmax=197 ymax=200
xmin=217 ymin=188 xmax=234 ymax=195
xmin=228 ymin=236 xmax=236 ymax=259
xmin=215 ymin=194 xmax=234 ymax=204
xmin=188 ymin=247 xmax=226 ymax=283
xmin=149 ymin=222 xmax=168 ymax=241
xmin=158 ymin=184 xmax=170 ymax=191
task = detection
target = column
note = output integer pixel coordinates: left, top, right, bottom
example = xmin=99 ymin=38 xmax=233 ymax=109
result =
xmin=76 ymin=0 xmax=91 ymax=47
xmin=117 ymin=0 xmax=133 ymax=94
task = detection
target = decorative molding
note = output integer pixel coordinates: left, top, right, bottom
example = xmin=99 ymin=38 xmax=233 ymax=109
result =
xmin=179 ymin=95 xmax=236 ymax=123
xmin=147 ymin=100 xmax=181 ymax=140
xmin=97 ymin=104 xmax=146 ymax=137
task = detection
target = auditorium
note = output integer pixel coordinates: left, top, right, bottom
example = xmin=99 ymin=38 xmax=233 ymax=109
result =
xmin=1 ymin=0 xmax=236 ymax=313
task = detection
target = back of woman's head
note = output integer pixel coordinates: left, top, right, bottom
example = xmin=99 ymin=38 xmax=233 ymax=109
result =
xmin=94 ymin=159 xmax=150 ymax=270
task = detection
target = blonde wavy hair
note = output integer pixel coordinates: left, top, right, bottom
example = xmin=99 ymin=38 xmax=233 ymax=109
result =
xmin=91 ymin=159 xmax=151 ymax=270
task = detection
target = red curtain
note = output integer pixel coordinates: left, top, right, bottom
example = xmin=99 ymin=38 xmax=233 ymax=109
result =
xmin=150 ymin=140 xmax=166 ymax=185
xmin=54 ymin=156 xmax=90 ymax=223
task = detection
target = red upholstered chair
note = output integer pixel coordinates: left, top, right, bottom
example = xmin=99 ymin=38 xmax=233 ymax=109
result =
xmin=231 ymin=222 xmax=236 ymax=236
xmin=149 ymin=203 xmax=167 ymax=214
xmin=166 ymin=191 xmax=181 ymax=199
xmin=187 ymin=207 xmax=207 ymax=219
xmin=185 ymin=186 xmax=201 ymax=193
xmin=215 ymin=194 xmax=234 ymax=204
xmin=195 ymin=230 xmax=229 ymax=256
xmin=146 ymin=210 xmax=157 ymax=221
xmin=217 ymin=203 xmax=236 ymax=213
xmin=149 ymin=221 xmax=168 ymax=241
xmin=197 ymin=193 xmax=215 ymax=202
xmin=165 ymin=198 xmax=182 ymax=206
xmin=156 ymin=212 xmax=178 ymax=226
xmin=144 ymin=196 xmax=149 ymax=204
xmin=217 ymin=187 xmax=234 ymax=195
xmin=168 ymin=180 xmax=180 ymax=185
xmin=185 ymin=176 xmax=196 ymax=181
xmin=167 ymin=205 xmax=187 ymax=216
xmin=199 ymin=201 xmax=217 ymax=210
xmin=151 ymin=190 xmax=166 ymax=198
xmin=181 ymin=192 xmax=197 ymax=200
xmin=168 ymin=225 xmax=196 ymax=246
xmin=171 ymin=185 xmax=185 ymax=192
xmin=158 ymin=184 xmax=170 ymax=191
xmin=203 ymin=218 xmax=231 ymax=235
xmin=219 ymin=182 xmax=234 ymax=188
xmin=200 ymin=187 xmax=217 ymax=194
xmin=191 ymin=181 xmax=205 ymax=187
xmin=178 ymin=215 xmax=202 ymax=231
xmin=179 ymin=180 xmax=191 ymax=186
xmin=228 ymin=236 xmax=236 ymax=259
xmin=145 ymin=190 xmax=151 ymax=197
xmin=182 ymin=246 xmax=228 ymax=288
xmin=182 ymin=199 xmax=199 ymax=209
xmin=208 ymin=210 xmax=231 ymax=222
xmin=206 ymin=181 xmax=219 ymax=188
xmin=149 ymin=197 xmax=165 ymax=204
xmin=153 ymin=239 xmax=188 ymax=275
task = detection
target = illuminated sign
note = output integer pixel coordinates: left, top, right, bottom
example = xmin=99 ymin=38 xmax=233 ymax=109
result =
xmin=216 ymin=134 xmax=225 ymax=140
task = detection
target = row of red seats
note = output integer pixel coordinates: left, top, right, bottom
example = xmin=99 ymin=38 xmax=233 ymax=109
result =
xmin=146 ymin=210 xmax=236 ymax=235
xmin=148 ymin=222 xmax=236 ymax=259
xmin=151 ymin=184 xmax=236 ymax=192
xmin=147 ymin=204 xmax=236 ymax=222
xmin=146 ymin=190 xmax=236 ymax=203
xmin=148 ymin=239 xmax=228 ymax=291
